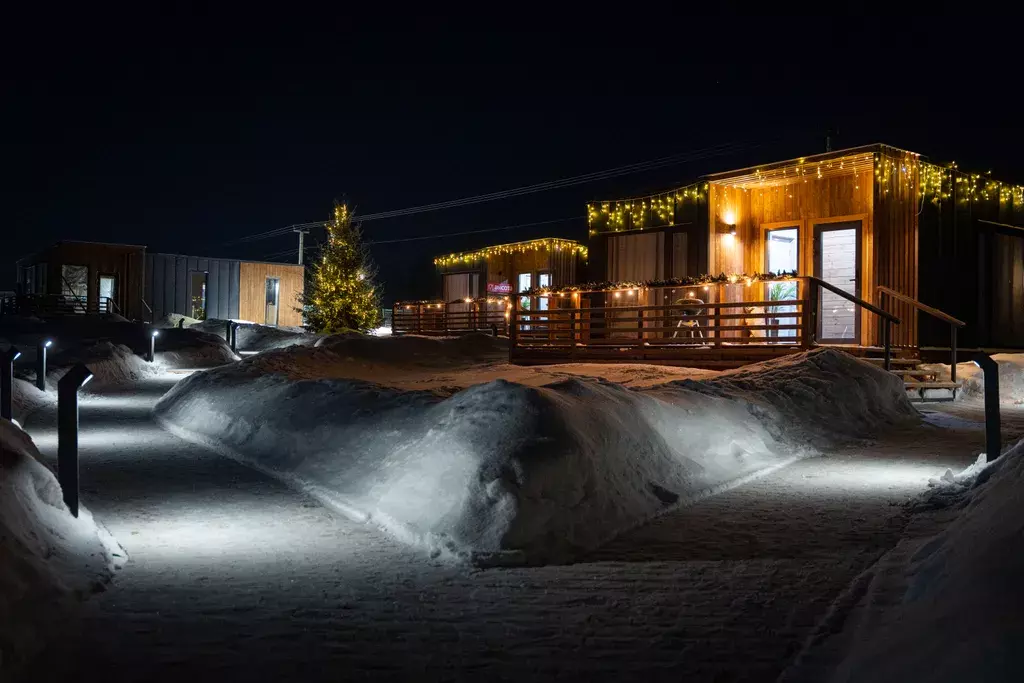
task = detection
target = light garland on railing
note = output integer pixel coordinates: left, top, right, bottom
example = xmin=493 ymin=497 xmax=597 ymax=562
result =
xmin=524 ymin=271 xmax=797 ymax=296
xmin=433 ymin=238 xmax=588 ymax=268
xmin=395 ymin=296 xmax=511 ymax=310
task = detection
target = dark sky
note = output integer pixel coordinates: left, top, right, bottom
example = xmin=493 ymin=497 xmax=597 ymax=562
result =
xmin=4 ymin=12 xmax=1020 ymax=304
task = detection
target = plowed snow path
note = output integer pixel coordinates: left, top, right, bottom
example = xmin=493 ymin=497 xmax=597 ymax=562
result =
xmin=20 ymin=378 xmax=982 ymax=682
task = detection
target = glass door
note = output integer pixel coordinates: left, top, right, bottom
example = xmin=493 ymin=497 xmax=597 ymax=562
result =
xmin=189 ymin=272 xmax=208 ymax=319
xmin=814 ymin=221 xmax=860 ymax=343
xmin=764 ymin=228 xmax=799 ymax=339
xmin=98 ymin=274 xmax=118 ymax=313
xmin=265 ymin=277 xmax=280 ymax=327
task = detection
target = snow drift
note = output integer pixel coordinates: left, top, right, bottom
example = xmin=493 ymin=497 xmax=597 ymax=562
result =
xmin=786 ymin=439 xmax=1024 ymax=683
xmin=193 ymin=319 xmax=318 ymax=353
xmin=154 ymin=348 xmax=916 ymax=564
xmin=0 ymin=420 xmax=123 ymax=677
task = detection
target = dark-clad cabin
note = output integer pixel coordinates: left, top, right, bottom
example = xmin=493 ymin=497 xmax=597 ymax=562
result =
xmin=512 ymin=144 xmax=1024 ymax=379
xmin=11 ymin=242 xmax=305 ymax=327
xmin=435 ymin=238 xmax=587 ymax=301
xmin=146 ymin=253 xmax=305 ymax=327
xmin=15 ymin=241 xmax=147 ymax=318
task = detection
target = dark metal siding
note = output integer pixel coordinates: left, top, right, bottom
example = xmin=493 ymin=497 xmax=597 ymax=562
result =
xmin=145 ymin=253 xmax=241 ymax=321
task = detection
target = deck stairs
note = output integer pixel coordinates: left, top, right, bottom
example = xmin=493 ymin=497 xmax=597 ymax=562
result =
xmin=863 ymin=356 xmax=958 ymax=402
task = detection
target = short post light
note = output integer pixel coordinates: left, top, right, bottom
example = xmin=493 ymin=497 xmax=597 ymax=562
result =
xmin=230 ymin=322 xmax=238 ymax=353
xmin=225 ymin=319 xmax=233 ymax=344
xmin=37 ymin=339 xmax=53 ymax=391
xmin=57 ymin=363 xmax=93 ymax=518
xmin=148 ymin=329 xmax=159 ymax=363
xmin=975 ymin=354 xmax=1002 ymax=461
xmin=1 ymin=346 xmax=21 ymax=421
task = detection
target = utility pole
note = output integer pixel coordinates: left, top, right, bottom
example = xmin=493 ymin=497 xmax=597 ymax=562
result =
xmin=293 ymin=227 xmax=310 ymax=266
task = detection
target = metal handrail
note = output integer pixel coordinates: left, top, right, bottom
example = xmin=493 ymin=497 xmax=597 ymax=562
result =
xmin=877 ymin=285 xmax=965 ymax=383
xmin=808 ymin=277 xmax=900 ymax=324
xmin=876 ymin=286 xmax=965 ymax=327
xmin=805 ymin=277 xmax=901 ymax=371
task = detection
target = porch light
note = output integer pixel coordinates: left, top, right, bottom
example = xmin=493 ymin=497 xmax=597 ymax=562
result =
xmin=464 ymin=298 xmax=472 ymax=303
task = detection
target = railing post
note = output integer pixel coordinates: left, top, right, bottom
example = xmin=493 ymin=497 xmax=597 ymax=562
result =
xmin=883 ymin=321 xmax=892 ymax=371
xmin=636 ymin=307 xmax=644 ymax=348
xmin=950 ymin=326 xmax=958 ymax=385
xmin=713 ymin=304 xmax=722 ymax=348
xmin=509 ymin=298 xmax=519 ymax=353
xmin=569 ymin=308 xmax=577 ymax=359
xmin=975 ymin=353 xmax=1001 ymax=460
xmin=416 ymin=305 xmax=422 ymax=335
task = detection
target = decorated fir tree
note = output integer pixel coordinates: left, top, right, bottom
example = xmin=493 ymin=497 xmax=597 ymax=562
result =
xmin=301 ymin=202 xmax=381 ymax=333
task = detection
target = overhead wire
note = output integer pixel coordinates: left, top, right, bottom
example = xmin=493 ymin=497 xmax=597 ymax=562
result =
xmin=232 ymin=140 xmax=762 ymax=245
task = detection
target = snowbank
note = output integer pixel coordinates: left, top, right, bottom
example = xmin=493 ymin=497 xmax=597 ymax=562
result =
xmin=155 ymin=348 xmax=916 ymax=564
xmin=47 ymin=341 xmax=159 ymax=390
xmin=11 ymin=378 xmax=55 ymax=426
xmin=921 ymin=353 xmax=1024 ymax=404
xmin=154 ymin=328 xmax=239 ymax=368
xmin=0 ymin=420 xmax=123 ymax=676
xmin=193 ymin=319 xmax=318 ymax=353
xmin=315 ymin=332 xmax=507 ymax=365
xmin=789 ymin=440 xmax=1024 ymax=683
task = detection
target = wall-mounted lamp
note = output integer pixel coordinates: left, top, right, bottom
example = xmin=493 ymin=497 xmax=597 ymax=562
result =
xmin=58 ymin=363 xmax=93 ymax=517
xmin=1 ymin=346 xmax=21 ymax=421
xmin=37 ymin=339 xmax=53 ymax=391
xmin=148 ymin=329 xmax=160 ymax=363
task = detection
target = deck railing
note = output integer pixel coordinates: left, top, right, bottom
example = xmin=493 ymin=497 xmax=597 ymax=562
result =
xmin=510 ymin=276 xmax=903 ymax=366
xmin=393 ymin=298 xmax=509 ymax=336
xmin=1 ymin=294 xmax=115 ymax=316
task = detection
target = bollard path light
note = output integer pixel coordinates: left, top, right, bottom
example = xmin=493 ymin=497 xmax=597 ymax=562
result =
xmin=974 ymin=354 xmax=1002 ymax=461
xmin=57 ymin=363 xmax=93 ymax=518
xmin=1 ymin=345 xmax=21 ymax=421
xmin=36 ymin=339 xmax=53 ymax=391
xmin=230 ymin=322 xmax=238 ymax=353
xmin=148 ymin=329 xmax=160 ymax=363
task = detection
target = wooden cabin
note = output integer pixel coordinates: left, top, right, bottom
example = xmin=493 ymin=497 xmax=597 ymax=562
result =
xmin=392 ymin=237 xmax=587 ymax=336
xmin=13 ymin=242 xmax=305 ymax=327
xmin=512 ymin=144 xmax=1024 ymax=373
xmin=434 ymin=237 xmax=587 ymax=300
xmin=14 ymin=241 xmax=147 ymax=318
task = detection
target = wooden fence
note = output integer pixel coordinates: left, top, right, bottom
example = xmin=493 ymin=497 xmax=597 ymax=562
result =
xmin=392 ymin=299 xmax=510 ymax=336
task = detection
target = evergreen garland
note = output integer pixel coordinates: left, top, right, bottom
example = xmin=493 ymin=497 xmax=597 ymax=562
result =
xmin=523 ymin=271 xmax=798 ymax=295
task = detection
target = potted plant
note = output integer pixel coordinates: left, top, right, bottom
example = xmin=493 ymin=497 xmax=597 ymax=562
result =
xmin=766 ymin=282 xmax=793 ymax=338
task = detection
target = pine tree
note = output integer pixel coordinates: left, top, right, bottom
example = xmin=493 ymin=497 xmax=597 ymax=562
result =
xmin=302 ymin=202 xmax=381 ymax=333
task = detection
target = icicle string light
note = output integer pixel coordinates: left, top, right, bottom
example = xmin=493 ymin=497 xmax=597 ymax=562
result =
xmin=434 ymin=238 xmax=587 ymax=267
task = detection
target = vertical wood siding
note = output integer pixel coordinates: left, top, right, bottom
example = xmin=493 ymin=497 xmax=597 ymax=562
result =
xmin=238 ymin=261 xmax=305 ymax=327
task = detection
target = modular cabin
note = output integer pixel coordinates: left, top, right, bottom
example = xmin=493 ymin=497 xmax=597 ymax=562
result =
xmin=13 ymin=241 xmax=147 ymax=318
xmin=393 ymin=237 xmax=587 ymax=335
xmin=10 ymin=241 xmax=305 ymax=327
xmin=512 ymin=144 xmax=1024 ymax=386
xmin=146 ymin=253 xmax=305 ymax=327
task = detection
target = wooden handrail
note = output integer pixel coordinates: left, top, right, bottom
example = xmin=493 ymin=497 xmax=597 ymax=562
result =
xmin=876 ymin=286 xmax=965 ymax=327
xmin=807 ymin=276 xmax=900 ymax=325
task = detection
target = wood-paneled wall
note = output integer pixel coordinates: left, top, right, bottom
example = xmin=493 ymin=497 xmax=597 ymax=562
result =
xmin=872 ymin=149 xmax=920 ymax=347
xmin=239 ymin=261 xmax=305 ymax=327
xmin=708 ymin=162 xmax=880 ymax=344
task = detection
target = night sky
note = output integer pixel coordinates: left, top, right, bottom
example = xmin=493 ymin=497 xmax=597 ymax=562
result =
xmin=4 ymin=13 xmax=1020 ymax=304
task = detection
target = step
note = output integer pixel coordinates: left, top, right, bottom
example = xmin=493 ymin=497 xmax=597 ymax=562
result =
xmin=903 ymin=381 xmax=959 ymax=390
xmin=863 ymin=357 xmax=920 ymax=367
xmin=891 ymin=369 xmax=937 ymax=378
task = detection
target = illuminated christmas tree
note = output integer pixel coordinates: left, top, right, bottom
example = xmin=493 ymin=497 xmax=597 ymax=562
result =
xmin=302 ymin=202 xmax=381 ymax=333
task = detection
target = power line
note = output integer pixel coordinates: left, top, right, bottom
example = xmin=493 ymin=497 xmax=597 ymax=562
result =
xmin=235 ymin=140 xmax=762 ymax=244
xmin=258 ymin=216 xmax=583 ymax=260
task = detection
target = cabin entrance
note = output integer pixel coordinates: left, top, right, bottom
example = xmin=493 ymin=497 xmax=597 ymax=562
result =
xmin=814 ymin=220 xmax=861 ymax=344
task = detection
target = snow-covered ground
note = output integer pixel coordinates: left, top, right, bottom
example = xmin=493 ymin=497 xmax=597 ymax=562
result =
xmin=781 ymin=430 xmax=1024 ymax=683
xmin=19 ymin=377 xmax=986 ymax=682
xmin=0 ymin=420 xmax=123 ymax=679
xmin=154 ymin=347 xmax=917 ymax=563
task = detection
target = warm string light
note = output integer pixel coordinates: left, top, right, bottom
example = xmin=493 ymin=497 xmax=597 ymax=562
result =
xmin=433 ymin=238 xmax=588 ymax=267
xmin=587 ymin=183 xmax=708 ymax=234
xmin=525 ymin=271 xmax=797 ymax=296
